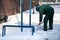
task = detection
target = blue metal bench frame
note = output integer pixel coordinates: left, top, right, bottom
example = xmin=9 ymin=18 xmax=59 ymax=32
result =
xmin=2 ymin=0 xmax=35 ymax=37
xmin=2 ymin=25 xmax=35 ymax=37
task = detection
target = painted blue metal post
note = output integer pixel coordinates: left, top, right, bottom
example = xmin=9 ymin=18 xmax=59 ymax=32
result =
xmin=2 ymin=26 xmax=6 ymax=37
xmin=29 ymin=0 xmax=32 ymax=26
xmin=21 ymin=0 xmax=23 ymax=32
xmin=29 ymin=0 xmax=35 ymax=35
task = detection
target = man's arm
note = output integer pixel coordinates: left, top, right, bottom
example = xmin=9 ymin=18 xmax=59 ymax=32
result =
xmin=39 ymin=9 xmax=43 ymax=22
xmin=37 ymin=9 xmax=43 ymax=26
xmin=36 ymin=6 xmax=43 ymax=26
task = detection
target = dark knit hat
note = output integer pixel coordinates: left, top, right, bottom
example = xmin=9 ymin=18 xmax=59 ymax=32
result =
xmin=36 ymin=6 xmax=40 ymax=12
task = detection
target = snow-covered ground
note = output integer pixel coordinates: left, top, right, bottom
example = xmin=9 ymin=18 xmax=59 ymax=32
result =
xmin=0 ymin=5 xmax=60 ymax=40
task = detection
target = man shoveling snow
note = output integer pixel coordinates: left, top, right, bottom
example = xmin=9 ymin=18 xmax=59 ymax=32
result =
xmin=36 ymin=4 xmax=54 ymax=31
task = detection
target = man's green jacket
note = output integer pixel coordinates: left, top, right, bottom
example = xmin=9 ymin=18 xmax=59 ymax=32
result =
xmin=36 ymin=4 xmax=54 ymax=22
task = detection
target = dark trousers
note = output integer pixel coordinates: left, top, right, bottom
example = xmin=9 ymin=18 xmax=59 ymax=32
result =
xmin=43 ymin=12 xmax=54 ymax=30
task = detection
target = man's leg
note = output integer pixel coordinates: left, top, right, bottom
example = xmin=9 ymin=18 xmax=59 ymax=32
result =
xmin=49 ymin=15 xmax=54 ymax=30
xmin=43 ymin=16 xmax=48 ymax=31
